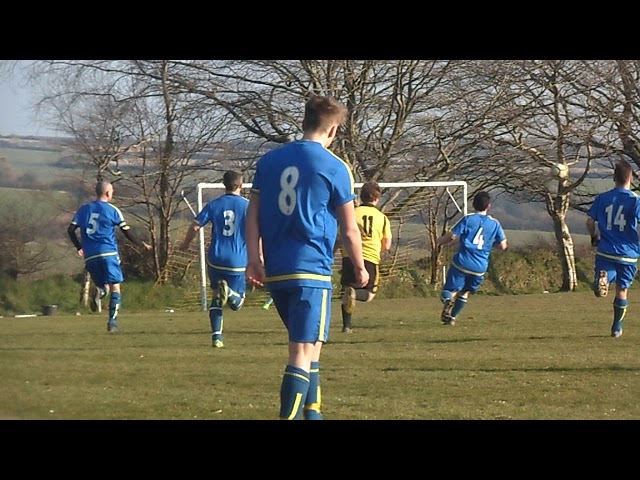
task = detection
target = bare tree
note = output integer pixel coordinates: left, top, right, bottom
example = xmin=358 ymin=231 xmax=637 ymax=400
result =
xmin=477 ymin=60 xmax=614 ymax=291
xmin=163 ymin=60 xmax=514 ymax=285
xmin=28 ymin=60 xmax=236 ymax=284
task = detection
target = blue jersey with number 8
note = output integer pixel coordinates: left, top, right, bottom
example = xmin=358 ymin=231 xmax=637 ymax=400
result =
xmin=251 ymin=140 xmax=355 ymax=290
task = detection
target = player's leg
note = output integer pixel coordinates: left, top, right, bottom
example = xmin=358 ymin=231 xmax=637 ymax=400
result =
xmin=85 ymin=260 xmax=108 ymax=313
xmin=449 ymin=275 xmax=483 ymax=324
xmin=103 ymin=256 xmax=124 ymax=333
xmin=355 ymin=261 xmax=378 ymax=303
xmin=107 ymin=283 xmax=121 ymax=333
xmin=302 ymin=288 xmax=330 ymax=420
xmin=208 ymin=269 xmax=225 ymax=347
xmin=225 ymin=274 xmax=246 ymax=311
xmin=611 ymin=264 xmax=635 ymax=338
xmin=276 ymin=287 xmax=330 ymax=420
xmin=340 ymin=257 xmax=356 ymax=332
xmin=304 ymin=342 xmax=324 ymax=420
xmin=441 ymin=264 xmax=463 ymax=324
xmin=593 ymin=256 xmax=611 ymax=298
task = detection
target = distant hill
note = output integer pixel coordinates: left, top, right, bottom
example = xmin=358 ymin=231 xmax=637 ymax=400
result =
xmin=0 ymin=134 xmax=593 ymax=235
xmin=0 ymin=134 xmax=73 ymax=152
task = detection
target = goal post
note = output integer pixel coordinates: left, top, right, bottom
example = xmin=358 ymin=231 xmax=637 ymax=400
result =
xmin=191 ymin=180 xmax=468 ymax=311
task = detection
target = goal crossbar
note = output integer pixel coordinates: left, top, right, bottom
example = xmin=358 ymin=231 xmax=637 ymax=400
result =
xmin=194 ymin=180 xmax=468 ymax=311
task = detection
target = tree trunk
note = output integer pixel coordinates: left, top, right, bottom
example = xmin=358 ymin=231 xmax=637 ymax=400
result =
xmin=79 ymin=269 xmax=101 ymax=312
xmin=79 ymin=269 xmax=90 ymax=306
xmin=552 ymin=212 xmax=578 ymax=292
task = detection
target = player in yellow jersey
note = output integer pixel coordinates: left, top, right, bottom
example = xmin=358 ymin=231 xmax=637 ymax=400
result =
xmin=339 ymin=181 xmax=392 ymax=333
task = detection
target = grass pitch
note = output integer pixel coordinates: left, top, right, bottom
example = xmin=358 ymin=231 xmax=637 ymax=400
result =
xmin=1 ymin=291 xmax=639 ymax=420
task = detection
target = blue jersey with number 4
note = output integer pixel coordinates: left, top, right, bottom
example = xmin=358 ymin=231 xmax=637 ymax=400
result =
xmin=451 ymin=212 xmax=506 ymax=275
xmin=195 ymin=193 xmax=249 ymax=272
xmin=251 ymin=139 xmax=355 ymax=290
xmin=587 ymin=187 xmax=640 ymax=264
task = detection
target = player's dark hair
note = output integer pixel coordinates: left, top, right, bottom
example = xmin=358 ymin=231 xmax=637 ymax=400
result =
xmin=303 ymin=95 xmax=348 ymax=133
xmin=360 ymin=181 xmax=382 ymax=203
xmin=473 ymin=191 xmax=491 ymax=212
xmin=614 ymin=160 xmax=633 ymax=186
xmin=223 ymin=170 xmax=243 ymax=192
xmin=95 ymin=181 xmax=111 ymax=197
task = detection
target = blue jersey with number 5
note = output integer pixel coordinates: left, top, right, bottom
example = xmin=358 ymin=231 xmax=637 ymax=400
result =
xmin=71 ymin=200 xmax=126 ymax=258
xmin=251 ymin=140 xmax=355 ymax=290
xmin=587 ymin=187 xmax=640 ymax=263
xmin=451 ymin=212 xmax=506 ymax=275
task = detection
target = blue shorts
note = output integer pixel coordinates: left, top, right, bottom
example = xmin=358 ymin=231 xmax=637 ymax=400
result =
xmin=208 ymin=267 xmax=246 ymax=296
xmin=594 ymin=256 xmax=637 ymax=290
xmin=270 ymin=287 xmax=332 ymax=344
xmin=85 ymin=254 xmax=124 ymax=287
xmin=443 ymin=263 xmax=484 ymax=294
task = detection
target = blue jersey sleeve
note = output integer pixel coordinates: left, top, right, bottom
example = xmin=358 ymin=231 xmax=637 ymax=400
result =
xmin=195 ymin=203 xmax=212 ymax=227
xmin=330 ymin=159 xmax=356 ymax=208
xmin=587 ymin=195 xmax=600 ymax=220
xmin=451 ymin=216 xmax=467 ymax=237
xmin=494 ymin=221 xmax=506 ymax=245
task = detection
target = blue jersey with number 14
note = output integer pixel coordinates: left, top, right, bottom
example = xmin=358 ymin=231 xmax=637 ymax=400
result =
xmin=451 ymin=212 xmax=506 ymax=275
xmin=587 ymin=187 xmax=640 ymax=264
xmin=251 ymin=139 xmax=355 ymax=290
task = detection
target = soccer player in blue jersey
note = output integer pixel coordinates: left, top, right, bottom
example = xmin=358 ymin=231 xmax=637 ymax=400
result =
xmin=437 ymin=191 xmax=507 ymax=326
xmin=245 ymin=95 xmax=369 ymax=420
xmin=67 ymin=181 xmax=151 ymax=333
xmin=179 ymin=170 xmax=249 ymax=348
xmin=586 ymin=159 xmax=640 ymax=338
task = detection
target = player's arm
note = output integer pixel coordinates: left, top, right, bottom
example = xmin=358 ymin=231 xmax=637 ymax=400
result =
xmin=245 ymin=191 xmax=265 ymax=288
xmin=120 ymin=223 xmax=152 ymax=250
xmin=586 ymin=217 xmax=600 ymax=246
xmin=496 ymin=239 xmax=508 ymax=251
xmin=336 ymin=200 xmax=369 ymax=287
xmin=381 ymin=215 xmax=392 ymax=252
xmin=67 ymin=223 xmax=83 ymax=256
xmin=178 ymin=221 xmax=201 ymax=251
xmin=436 ymin=231 xmax=457 ymax=246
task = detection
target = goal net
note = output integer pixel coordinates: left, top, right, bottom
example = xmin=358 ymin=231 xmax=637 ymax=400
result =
xmin=178 ymin=181 xmax=467 ymax=311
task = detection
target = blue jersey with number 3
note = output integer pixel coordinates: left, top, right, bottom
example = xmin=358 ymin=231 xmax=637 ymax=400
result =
xmin=451 ymin=212 xmax=506 ymax=275
xmin=587 ymin=187 xmax=640 ymax=263
xmin=251 ymin=140 xmax=355 ymax=289
xmin=195 ymin=193 xmax=249 ymax=271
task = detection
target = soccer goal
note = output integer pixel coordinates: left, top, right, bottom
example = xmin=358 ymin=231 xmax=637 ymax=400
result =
xmin=187 ymin=180 xmax=468 ymax=311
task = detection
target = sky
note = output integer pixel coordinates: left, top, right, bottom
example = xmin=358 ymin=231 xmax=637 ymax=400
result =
xmin=0 ymin=61 xmax=57 ymax=137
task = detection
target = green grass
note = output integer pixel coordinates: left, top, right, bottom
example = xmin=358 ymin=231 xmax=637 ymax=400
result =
xmin=0 ymin=147 xmax=69 ymax=182
xmin=1 ymin=291 xmax=639 ymax=420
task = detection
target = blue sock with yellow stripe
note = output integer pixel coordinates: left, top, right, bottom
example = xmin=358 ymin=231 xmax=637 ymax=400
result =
xmin=209 ymin=301 xmax=223 ymax=341
xmin=613 ymin=297 xmax=627 ymax=323
xmin=279 ymin=365 xmax=309 ymax=420
xmin=304 ymin=361 xmax=323 ymax=420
